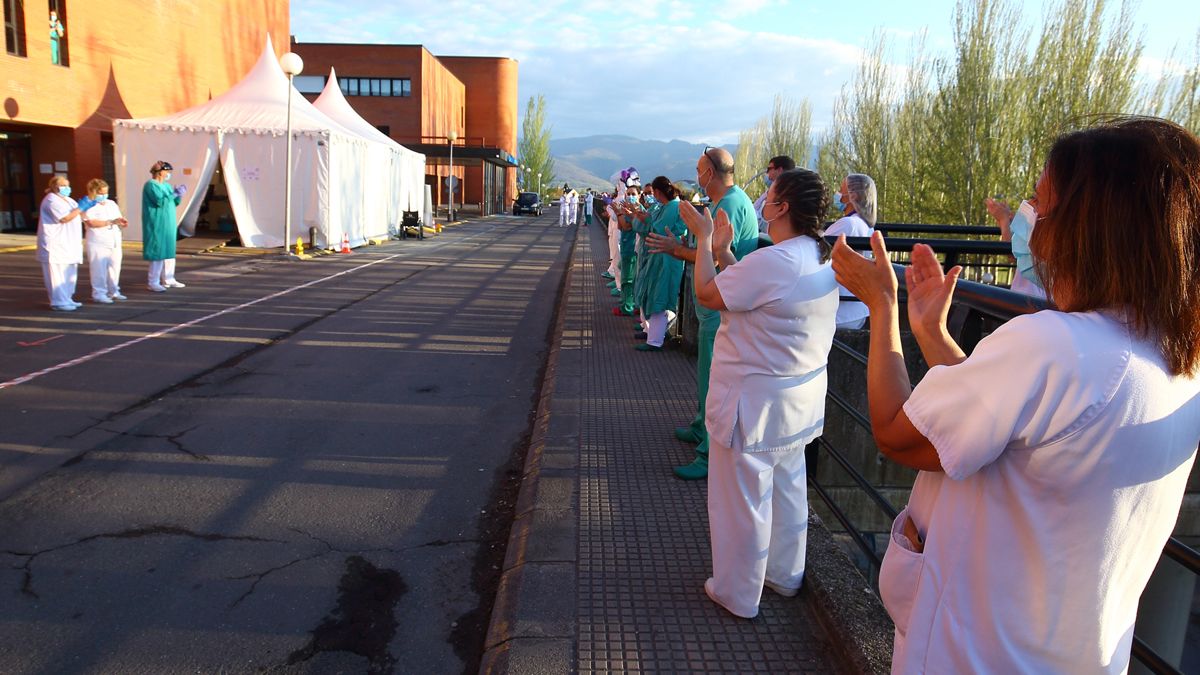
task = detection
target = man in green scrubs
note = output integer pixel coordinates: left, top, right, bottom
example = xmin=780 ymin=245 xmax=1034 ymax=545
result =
xmin=645 ymin=147 xmax=759 ymax=480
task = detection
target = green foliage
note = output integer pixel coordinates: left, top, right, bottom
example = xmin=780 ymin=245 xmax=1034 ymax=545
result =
xmin=800 ymin=0 xmax=1199 ymax=226
xmin=734 ymin=95 xmax=814 ymax=200
xmin=518 ymin=95 xmax=556 ymax=198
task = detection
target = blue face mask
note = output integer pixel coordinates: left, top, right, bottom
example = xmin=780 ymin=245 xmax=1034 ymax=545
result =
xmin=96 ymin=194 xmax=109 ymax=202
xmin=764 ymin=174 xmax=774 ymax=188
xmin=58 ymin=186 xmax=71 ymax=197
xmin=832 ymin=192 xmax=845 ymax=212
xmin=645 ymin=195 xmax=658 ymax=206
xmin=1009 ymin=200 xmax=1044 ymax=290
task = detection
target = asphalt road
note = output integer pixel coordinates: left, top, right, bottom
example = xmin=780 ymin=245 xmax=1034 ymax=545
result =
xmin=0 ymin=213 xmax=573 ymax=674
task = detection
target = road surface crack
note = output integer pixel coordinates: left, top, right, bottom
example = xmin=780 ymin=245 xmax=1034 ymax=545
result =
xmin=4 ymin=526 xmax=277 ymax=598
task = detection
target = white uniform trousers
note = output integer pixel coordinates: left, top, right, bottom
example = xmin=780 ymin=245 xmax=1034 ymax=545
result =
xmin=87 ymin=233 xmax=122 ymax=299
xmin=706 ymin=435 xmax=809 ymax=618
xmin=646 ymin=310 xmax=673 ymax=347
xmin=568 ymin=204 xmax=577 ymax=226
xmin=559 ymin=206 xmax=570 ymax=227
xmin=41 ymin=262 xmax=79 ymax=307
xmin=607 ymin=217 xmax=621 ymax=278
xmin=148 ymin=258 xmax=178 ymax=287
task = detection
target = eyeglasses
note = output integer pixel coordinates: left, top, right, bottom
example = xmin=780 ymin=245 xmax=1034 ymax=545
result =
xmin=703 ymin=145 xmax=732 ymax=174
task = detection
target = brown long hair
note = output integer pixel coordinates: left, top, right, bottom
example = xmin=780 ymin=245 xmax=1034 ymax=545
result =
xmin=772 ymin=168 xmax=832 ymax=261
xmin=1031 ymin=116 xmax=1200 ymax=376
xmin=650 ymin=175 xmax=679 ymax=201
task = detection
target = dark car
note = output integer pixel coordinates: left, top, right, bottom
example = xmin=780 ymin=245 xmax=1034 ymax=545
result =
xmin=513 ymin=191 xmax=542 ymax=216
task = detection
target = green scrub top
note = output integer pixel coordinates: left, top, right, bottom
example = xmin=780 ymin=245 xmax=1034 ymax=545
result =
xmin=693 ymin=185 xmax=759 ymax=326
xmin=633 ymin=198 xmax=687 ymax=316
xmin=142 ymin=180 xmax=181 ymax=261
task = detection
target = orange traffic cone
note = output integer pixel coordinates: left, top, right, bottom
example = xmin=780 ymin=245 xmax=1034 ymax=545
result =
xmin=339 ymin=233 xmax=352 ymax=254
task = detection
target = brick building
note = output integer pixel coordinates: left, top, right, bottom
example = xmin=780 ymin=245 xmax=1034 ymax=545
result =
xmin=0 ymin=0 xmax=289 ymax=231
xmin=290 ymin=41 xmax=519 ymax=216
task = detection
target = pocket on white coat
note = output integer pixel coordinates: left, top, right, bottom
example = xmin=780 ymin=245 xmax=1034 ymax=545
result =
xmin=878 ymin=506 xmax=925 ymax=638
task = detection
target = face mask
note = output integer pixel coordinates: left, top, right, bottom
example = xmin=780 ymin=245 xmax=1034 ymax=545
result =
xmin=764 ymin=174 xmax=774 ymax=188
xmin=698 ymin=168 xmax=712 ymax=189
xmin=832 ymin=192 xmax=845 ymax=212
xmin=96 ymin=194 xmax=108 ymax=202
xmin=163 ymin=173 xmax=172 ymax=182
xmin=1009 ymin=200 xmax=1045 ymax=290
xmin=57 ymin=186 xmax=71 ymax=197
xmin=645 ymin=195 xmax=658 ymax=206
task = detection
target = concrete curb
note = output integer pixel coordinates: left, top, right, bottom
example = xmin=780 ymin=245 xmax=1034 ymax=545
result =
xmin=804 ymin=513 xmax=895 ymax=674
xmin=480 ymin=224 xmax=579 ymax=675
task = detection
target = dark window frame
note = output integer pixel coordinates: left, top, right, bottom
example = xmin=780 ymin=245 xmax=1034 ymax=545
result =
xmin=339 ymin=76 xmax=412 ymax=98
xmin=4 ymin=0 xmax=26 ymax=57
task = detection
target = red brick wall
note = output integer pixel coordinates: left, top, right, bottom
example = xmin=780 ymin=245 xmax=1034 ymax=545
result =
xmin=440 ymin=57 xmax=519 ymax=206
xmin=0 ymin=0 xmax=289 ymax=189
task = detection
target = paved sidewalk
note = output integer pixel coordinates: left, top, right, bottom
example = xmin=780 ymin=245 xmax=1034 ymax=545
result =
xmin=484 ymin=223 xmax=837 ymax=673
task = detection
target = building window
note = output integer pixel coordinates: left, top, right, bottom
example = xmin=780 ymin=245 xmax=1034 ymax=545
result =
xmin=4 ymin=0 xmax=26 ymax=56
xmin=48 ymin=0 xmax=67 ymax=66
xmin=293 ymin=75 xmax=326 ymax=94
xmin=338 ymin=77 xmax=411 ymax=97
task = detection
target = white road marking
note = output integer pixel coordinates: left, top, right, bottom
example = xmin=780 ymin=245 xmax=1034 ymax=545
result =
xmin=0 ymin=222 xmax=504 ymax=391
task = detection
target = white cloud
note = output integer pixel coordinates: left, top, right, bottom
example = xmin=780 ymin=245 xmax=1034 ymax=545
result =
xmin=291 ymin=0 xmax=866 ymax=142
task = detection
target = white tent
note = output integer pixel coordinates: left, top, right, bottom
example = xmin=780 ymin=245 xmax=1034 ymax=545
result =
xmin=312 ymin=69 xmax=426 ymax=236
xmin=113 ymin=36 xmax=397 ymax=249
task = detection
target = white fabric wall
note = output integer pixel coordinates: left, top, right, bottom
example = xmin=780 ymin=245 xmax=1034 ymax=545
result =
xmin=220 ymin=130 xmax=326 ymax=248
xmin=114 ymin=125 xmax=219 ymax=242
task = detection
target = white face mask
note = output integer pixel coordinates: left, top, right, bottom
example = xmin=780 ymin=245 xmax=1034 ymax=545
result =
xmin=163 ymin=173 xmax=172 ymax=182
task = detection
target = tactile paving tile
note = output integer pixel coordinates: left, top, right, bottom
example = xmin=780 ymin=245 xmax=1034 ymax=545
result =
xmin=570 ymin=226 xmax=836 ymax=673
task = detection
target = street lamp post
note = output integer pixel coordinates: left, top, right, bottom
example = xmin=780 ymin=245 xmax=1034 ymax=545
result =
xmin=537 ymin=172 xmax=542 ymax=201
xmin=280 ymin=51 xmax=304 ymax=256
xmin=447 ymin=130 xmax=458 ymax=222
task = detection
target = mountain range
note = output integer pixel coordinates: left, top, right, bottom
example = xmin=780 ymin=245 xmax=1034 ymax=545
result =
xmin=548 ymin=135 xmax=736 ymax=190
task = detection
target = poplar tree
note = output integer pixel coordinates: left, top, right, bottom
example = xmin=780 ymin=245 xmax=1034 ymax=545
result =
xmin=518 ymin=95 xmax=555 ymax=198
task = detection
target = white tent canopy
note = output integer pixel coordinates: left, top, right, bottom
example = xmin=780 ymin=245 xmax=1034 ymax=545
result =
xmin=312 ymin=68 xmax=426 ymax=232
xmin=113 ymin=35 xmax=422 ymax=249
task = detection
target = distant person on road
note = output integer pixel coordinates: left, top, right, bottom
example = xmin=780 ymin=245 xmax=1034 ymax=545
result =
xmin=645 ymin=147 xmax=759 ymax=481
xmin=36 ymin=174 xmax=86 ymax=311
xmin=558 ymin=184 xmax=573 ymax=227
xmin=142 ymin=161 xmax=187 ymax=292
xmin=682 ymin=167 xmax=838 ymax=618
xmin=83 ymin=179 xmax=128 ymax=303
xmin=753 ymin=155 xmax=795 ymax=234
xmin=831 ymin=117 xmax=1200 ymax=673
xmin=826 ymin=173 xmax=876 ymax=329
xmin=568 ymin=186 xmax=580 ymax=226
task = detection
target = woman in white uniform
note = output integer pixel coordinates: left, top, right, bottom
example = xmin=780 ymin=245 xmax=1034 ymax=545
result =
xmin=36 ymin=175 xmax=86 ymax=311
xmin=826 ymin=173 xmax=876 ymax=329
xmin=832 ymin=117 xmax=1200 ymax=673
xmin=83 ymin=179 xmax=128 ymax=303
xmin=681 ymin=168 xmax=839 ymax=619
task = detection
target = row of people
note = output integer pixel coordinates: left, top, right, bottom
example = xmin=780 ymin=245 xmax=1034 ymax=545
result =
xmin=35 ymin=161 xmax=188 ymax=311
xmin=605 ymin=118 xmax=1200 ymax=672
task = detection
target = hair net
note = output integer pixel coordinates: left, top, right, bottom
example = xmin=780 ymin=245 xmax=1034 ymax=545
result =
xmin=845 ymin=173 xmax=878 ymax=226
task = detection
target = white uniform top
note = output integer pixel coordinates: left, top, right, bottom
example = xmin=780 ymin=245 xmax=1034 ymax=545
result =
xmin=708 ymin=235 xmax=839 ymax=453
xmin=37 ymin=192 xmax=82 ymax=265
xmin=584 ymin=194 xmax=593 ymax=216
xmin=886 ymin=310 xmax=1200 ymax=673
xmin=825 ymin=213 xmax=873 ymax=327
xmin=84 ymin=200 xmax=124 ymax=249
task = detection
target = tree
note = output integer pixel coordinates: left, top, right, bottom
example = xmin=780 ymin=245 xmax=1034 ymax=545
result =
xmin=518 ymin=95 xmax=555 ymax=199
xmin=735 ymin=95 xmax=815 ymax=200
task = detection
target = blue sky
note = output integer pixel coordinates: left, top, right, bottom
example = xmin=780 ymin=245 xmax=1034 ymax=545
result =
xmin=291 ymin=0 xmax=1199 ymax=144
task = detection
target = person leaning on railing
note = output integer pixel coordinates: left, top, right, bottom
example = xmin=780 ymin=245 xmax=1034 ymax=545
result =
xmin=682 ymin=168 xmax=839 ymax=619
xmin=830 ymin=116 xmax=1200 ymax=674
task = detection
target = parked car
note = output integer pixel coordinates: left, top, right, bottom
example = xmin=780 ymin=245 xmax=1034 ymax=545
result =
xmin=513 ymin=191 xmax=542 ymax=216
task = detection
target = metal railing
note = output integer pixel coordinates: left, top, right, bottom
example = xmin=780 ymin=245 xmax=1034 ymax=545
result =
xmin=813 ymin=236 xmax=1199 ymax=675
